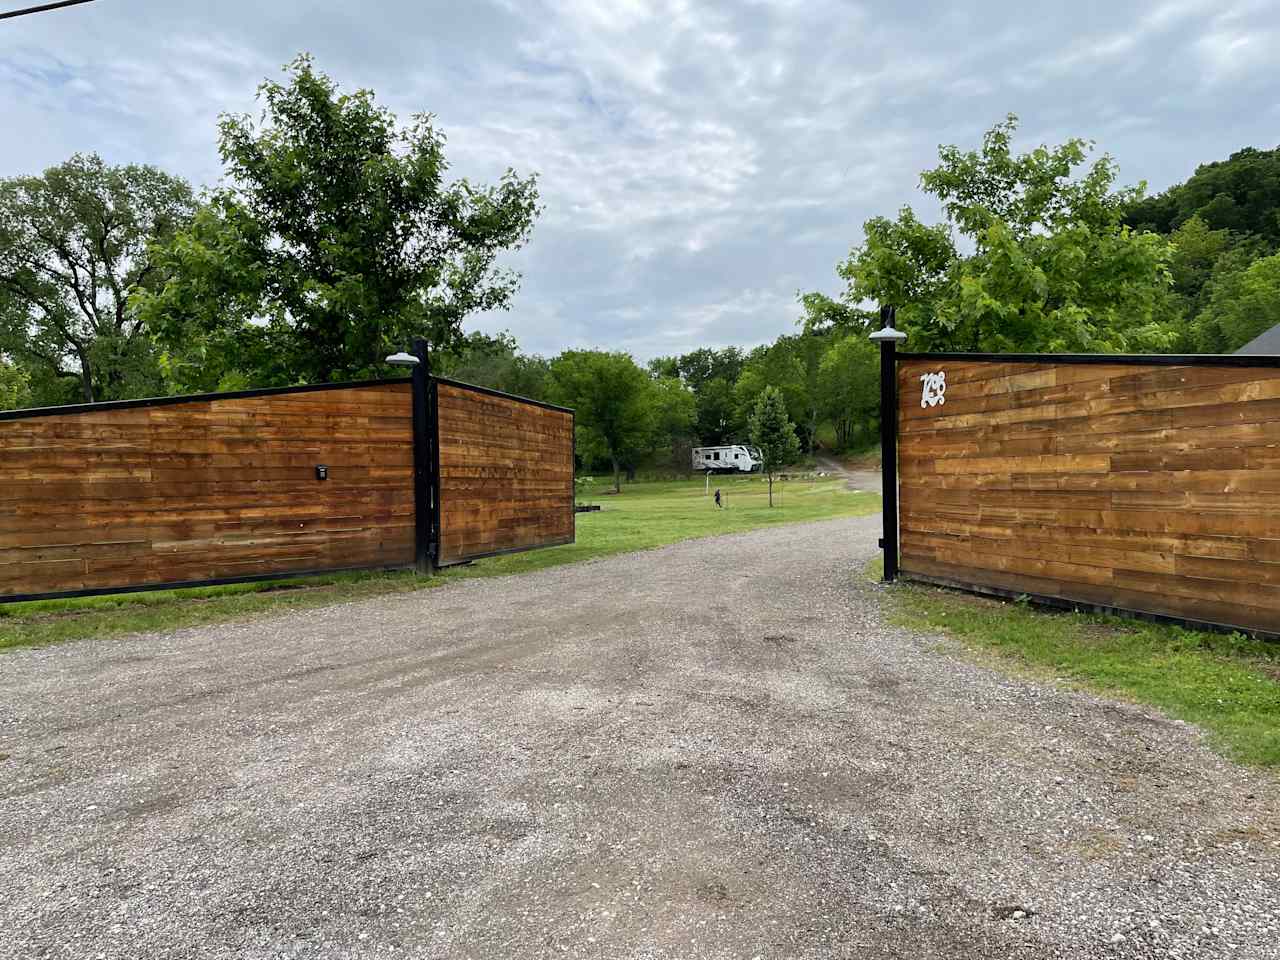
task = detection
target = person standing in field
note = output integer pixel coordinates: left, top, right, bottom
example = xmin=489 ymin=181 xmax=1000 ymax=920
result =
xmin=714 ymin=489 xmax=722 ymax=509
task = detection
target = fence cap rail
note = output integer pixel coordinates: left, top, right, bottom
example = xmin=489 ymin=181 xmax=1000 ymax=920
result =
xmin=0 ymin=376 xmax=411 ymax=422
xmin=897 ymin=351 xmax=1280 ymax=368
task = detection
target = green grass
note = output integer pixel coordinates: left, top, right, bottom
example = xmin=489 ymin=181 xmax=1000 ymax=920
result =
xmin=469 ymin=475 xmax=876 ymax=578
xmin=869 ymin=560 xmax=1280 ymax=767
xmin=0 ymin=477 xmax=877 ymax=653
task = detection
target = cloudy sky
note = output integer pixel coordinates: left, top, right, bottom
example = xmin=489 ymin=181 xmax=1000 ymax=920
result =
xmin=2 ymin=0 xmax=1277 ymax=359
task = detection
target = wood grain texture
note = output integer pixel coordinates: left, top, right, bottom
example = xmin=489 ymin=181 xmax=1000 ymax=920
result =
xmin=435 ymin=383 xmax=574 ymax=564
xmin=0 ymin=383 xmax=415 ymax=598
xmin=897 ymin=358 xmax=1280 ymax=634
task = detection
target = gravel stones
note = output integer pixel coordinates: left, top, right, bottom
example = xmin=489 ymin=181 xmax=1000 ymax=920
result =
xmin=1 ymin=515 xmax=1277 ymax=958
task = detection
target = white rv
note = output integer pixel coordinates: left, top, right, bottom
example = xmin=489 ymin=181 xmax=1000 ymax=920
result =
xmin=692 ymin=445 xmax=762 ymax=473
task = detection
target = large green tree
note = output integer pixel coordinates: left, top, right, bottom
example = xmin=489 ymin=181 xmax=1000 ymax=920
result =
xmin=0 ymin=154 xmax=195 ymax=403
xmin=547 ymin=350 xmax=693 ymax=493
xmin=139 ymin=55 xmax=540 ymax=390
xmin=828 ymin=115 xmax=1176 ymax=353
xmin=433 ymin=330 xmax=551 ymax=401
xmin=670 ymin=347 xmax=745 ymax=444
xmin=817 ymin=334 xmax=879 ymax=451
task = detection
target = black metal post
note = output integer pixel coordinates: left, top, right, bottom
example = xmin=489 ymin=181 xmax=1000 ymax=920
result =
xmin=410 ymin=337 xmax=434 ymax=576
xmin=871 ymin=306 xmax=906 ymax=583
xmin=428 ymin=374 xmax=442 ymax=569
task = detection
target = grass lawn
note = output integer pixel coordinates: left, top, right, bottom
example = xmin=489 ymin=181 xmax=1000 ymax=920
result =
xmin=0 ymin=476 xmax=878 ymax=653
xmin=869 ymin=558 xmax=1280 ymax=768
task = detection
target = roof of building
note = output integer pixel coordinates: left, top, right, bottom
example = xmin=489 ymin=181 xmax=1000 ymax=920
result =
xmin=1236 ymin=323 xmax=1280 ymax=356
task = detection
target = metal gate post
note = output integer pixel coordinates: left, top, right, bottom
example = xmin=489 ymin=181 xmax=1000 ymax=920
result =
xmin=410 ymin=337 xmax=435 ymax=576
xmin=870 ymin=307 xmax=907 ymax=582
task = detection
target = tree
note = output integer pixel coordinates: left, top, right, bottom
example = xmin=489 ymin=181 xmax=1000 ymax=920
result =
xmin=0 ymin=154 xmax=195 ymax=403
xmin=817 ymin=334 xmax=879 ymax=450
xmin=647 ymin=375 xmax=698 ymax=474
xmin=546 ymin=350 xmax=656 ymax=493
xmin=828 ymin=115 xmax=1177 ymax=353
xmin=733 ymin=340 xmax=809 ymax=446
xmin=1124 ymin=146 xmax=1280 ymax=248
xmin=1193 ymin=252 xmax=1280 ymax=353
xmin=139 ymin=55 xmax=540 ymax=388
xmin=674 ymin=347 xmax=745 ymax=444
xmin=748 ymin=386 xmax=801 ymax=507
xmin=0 ymin=357 xmax=30 ymax=410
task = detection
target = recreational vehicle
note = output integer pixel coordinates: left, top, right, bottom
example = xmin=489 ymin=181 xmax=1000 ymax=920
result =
xmin=692 ymin=445 xmax=762 ymax=473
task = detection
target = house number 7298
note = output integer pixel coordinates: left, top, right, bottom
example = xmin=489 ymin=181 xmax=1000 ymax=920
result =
xmin=920 ymin=371 xmax=946 ymax=408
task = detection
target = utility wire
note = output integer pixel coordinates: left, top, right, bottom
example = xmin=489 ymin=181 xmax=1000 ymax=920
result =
xmin=1 ymin=0 xmax=96 ymax=21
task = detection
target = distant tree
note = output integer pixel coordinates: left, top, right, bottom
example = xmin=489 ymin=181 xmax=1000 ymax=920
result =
xmin=828 ymin=115 xmax=1176 ymax=353
xmin=1124 ymin=146 xmax=1280 ymax=248
xmin=1193 ymin=252 xmax=1280 ymax=353
xmin=674 ymin=347 xmax=746 ymax=444
xmin=0 ymin=357 xmax=30 ymax=410
xmin=0 ymin=154 xmax=195 ymax=403
xmin=647 ymin=355 xmax=680 ymax=379
xmin=1167 ymin=216 xmax=1233 ymax=304
xmin=748 ymin=386 xmax=801 ymax=507
xmin=733 ymin=340 xmax=808 ymax=446
xmin=546 ymin=350 xmax=656 ymax=493
xmin=139 ymin=55 xmax=540 ymax=389
xmin=428 ymin=330 xmax=554 ymax=402
xmin=647 ymin=374 xmax=698 ymax=473
xmin=817 ymin=334 xmax=879 ymax=450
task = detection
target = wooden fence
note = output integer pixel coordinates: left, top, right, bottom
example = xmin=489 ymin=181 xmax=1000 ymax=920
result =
xmin=0 ymin=377 xmax=574 ymax=602
xmin=888 ymin=352 xmax=1280 ymax=636
xmin=436 ymin=379 xmax=575 ymax=564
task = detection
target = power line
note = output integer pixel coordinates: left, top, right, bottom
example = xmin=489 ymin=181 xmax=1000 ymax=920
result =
xmin=1 ymin=0 xmax=96 ymax=21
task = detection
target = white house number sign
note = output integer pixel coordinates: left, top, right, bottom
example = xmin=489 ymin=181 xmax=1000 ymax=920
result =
xmin=920 ymin=370 xmax=947 ymax=409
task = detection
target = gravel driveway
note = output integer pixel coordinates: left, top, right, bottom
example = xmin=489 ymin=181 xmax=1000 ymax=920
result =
xmin=3 ymin=516 xmax=1278 ymax=959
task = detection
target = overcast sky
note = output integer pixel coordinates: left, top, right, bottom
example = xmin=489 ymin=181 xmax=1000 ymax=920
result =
xmin=2 ymin=0 xmax=1277 ymax=360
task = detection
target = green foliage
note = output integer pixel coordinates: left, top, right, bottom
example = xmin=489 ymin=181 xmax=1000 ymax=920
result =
xmin=1124 ymin=146 xmax=1280 ymax=248
xmin=831 ymin=115 xmax=1177 ymax=353
xmin=0 ymin=357 xmax=30 ymax=410
xmin=670 ymin=347 xmax=745 ymax=444
xmin=433 ymin=330 xmax=551 ymax=400
xmin=1121 ymin=146 xmax=1280 ymax=354
xmin=547 ymin=349 xmax=694 ymax=492
xmin=798 ymin=291 xmax=876 ymax=335
xmin=817 ymin=334 xmax=879 ymax=450
xmin=734 ymin=339 xmax=808 ymax=442
xmin=139 ymin=55 xmax=540 ymax=389
xmin=748 ymin=385 xmax=802 ymax=506
xmin=1192 ymin=252 xmax=1280 ymax=353
xmin=0 ymin=153 xmax=195 ymax=403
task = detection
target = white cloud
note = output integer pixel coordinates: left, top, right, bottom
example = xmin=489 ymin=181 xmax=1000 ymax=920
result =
xmin=1 ymin=0 xmax=1277 ymax=361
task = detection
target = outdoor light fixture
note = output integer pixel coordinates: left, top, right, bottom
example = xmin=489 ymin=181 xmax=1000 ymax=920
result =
xmin=385 ymin=351 xmax=420 ymax=366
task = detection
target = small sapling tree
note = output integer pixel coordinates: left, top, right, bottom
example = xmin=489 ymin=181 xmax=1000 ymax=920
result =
xmin=748 ymin=385 xmax=801 ymax=507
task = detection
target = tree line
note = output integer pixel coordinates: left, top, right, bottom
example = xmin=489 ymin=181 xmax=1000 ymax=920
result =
xmin=3 ymin=57 xmax=1279 ymax=487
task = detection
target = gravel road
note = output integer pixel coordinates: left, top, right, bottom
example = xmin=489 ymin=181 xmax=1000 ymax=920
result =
xmin=2 ymin=515 xmax=1278 ymax=959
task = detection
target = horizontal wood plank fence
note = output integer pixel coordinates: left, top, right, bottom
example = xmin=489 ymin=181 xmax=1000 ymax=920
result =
xmin=890 ymin=352 xmax=1280 ymax=636
xmin=435 ymin=379 xmax=575 ymax=564
xmin=0 ymin=376 xmax=574 ymax=602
